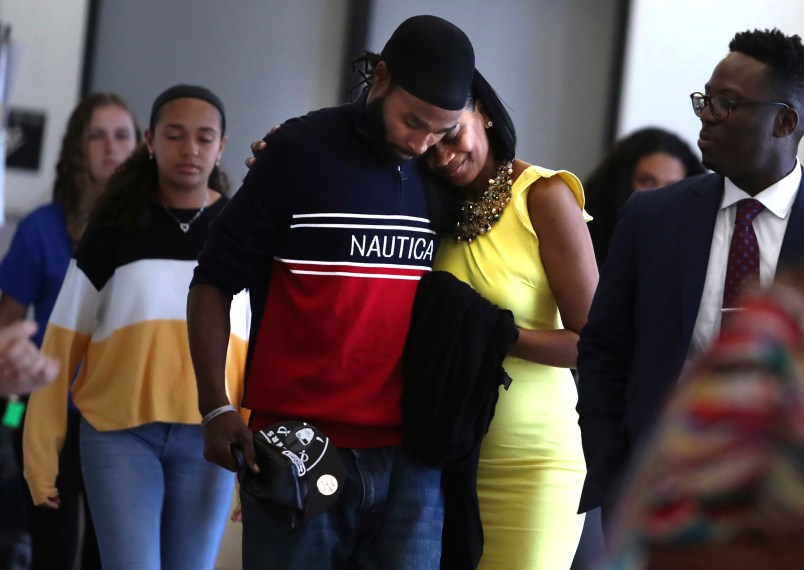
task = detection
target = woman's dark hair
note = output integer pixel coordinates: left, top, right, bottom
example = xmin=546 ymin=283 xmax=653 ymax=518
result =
xmin=53 ymin=92 xmax=140 ymax=241
xmin=584 ymin=127 xmax=706 ymax=266
xmin=471 ymin=69 xmax=516 ymax=163
xmin=90 ymin=123 xmax=229 ymax=235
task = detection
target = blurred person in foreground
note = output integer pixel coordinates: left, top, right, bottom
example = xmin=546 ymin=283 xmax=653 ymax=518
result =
xmin=600 ymin=270 xmax=804 ymax=569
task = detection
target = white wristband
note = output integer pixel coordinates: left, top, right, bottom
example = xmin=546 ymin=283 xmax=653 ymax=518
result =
xmin=201 ymin=404 xmax=238 ymax=428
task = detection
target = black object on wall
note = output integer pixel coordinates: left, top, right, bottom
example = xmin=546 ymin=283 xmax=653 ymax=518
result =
xmin=603 ymin=0 xmax=631 ymax=149
xmin=80 ymin=0 xmax=101 ymax=96
xmin=6 ymin=109 xmax=47 ymax=171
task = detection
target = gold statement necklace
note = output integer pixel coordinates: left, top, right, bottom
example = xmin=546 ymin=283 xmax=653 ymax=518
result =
xmin=455 ymin=161 xmax=514 ymax=243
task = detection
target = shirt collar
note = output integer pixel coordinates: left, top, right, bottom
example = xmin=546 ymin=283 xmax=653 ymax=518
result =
xmin=721 ymin=158 xmax=801 ymax=219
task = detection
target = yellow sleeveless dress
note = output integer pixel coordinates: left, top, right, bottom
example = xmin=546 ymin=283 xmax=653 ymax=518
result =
xmin=434 ymin=165 xmax=587 ymax=569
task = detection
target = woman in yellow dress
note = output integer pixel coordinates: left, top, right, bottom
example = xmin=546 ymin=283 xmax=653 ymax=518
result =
xmin=425 ymin=70 xmax=599 ymax=569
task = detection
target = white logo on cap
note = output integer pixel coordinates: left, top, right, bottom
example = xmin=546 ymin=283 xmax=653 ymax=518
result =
xmin=317 ymin=474 xmax=338 ymax=496
xmin=282 ymin=450 xmax=307 ymax=476
xmin=296 ymin=427 xmax=315 ymax=446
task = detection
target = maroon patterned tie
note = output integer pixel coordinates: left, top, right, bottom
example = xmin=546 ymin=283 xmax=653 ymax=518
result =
xmin=722 ymin=198 xmax=765 ymax=309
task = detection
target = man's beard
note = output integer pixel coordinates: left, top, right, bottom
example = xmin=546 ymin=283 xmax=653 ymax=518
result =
xmin=365 ymin=94 xmax=415 ymax=161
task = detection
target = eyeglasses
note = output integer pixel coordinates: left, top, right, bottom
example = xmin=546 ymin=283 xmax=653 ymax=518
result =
xmin=690 ymin=92 xmax=793 ymax=121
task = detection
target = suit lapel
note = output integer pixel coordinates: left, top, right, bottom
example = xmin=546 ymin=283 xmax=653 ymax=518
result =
xmin=680 ymin=175 xmax=723 ymax=345
xmin=778 ymin=166 xmax=804 ymax=268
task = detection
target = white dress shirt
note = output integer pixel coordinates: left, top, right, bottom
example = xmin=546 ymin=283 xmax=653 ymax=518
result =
xmin=689 ymin=160 xmax=801 ymax=356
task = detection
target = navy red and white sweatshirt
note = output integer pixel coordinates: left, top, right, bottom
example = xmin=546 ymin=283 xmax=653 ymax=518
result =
xmin=192 ymin=94 xmax=438 ymax=448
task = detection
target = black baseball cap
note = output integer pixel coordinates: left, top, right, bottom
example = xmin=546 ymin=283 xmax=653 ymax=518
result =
xmin=235 ymin=420 xmax=345 ymax=531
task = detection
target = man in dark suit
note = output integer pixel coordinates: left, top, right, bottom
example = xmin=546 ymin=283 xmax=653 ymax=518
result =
xmin=576 ymin=27 xmax=804 ymax=525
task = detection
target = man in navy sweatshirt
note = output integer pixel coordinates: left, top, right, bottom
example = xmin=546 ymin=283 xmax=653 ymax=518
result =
xmin=188 ymin=15 xmax=475 ymax=569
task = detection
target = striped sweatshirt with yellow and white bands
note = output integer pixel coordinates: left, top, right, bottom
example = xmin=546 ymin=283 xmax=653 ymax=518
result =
xmin=23 ymin=197 xmax=250 ymax=505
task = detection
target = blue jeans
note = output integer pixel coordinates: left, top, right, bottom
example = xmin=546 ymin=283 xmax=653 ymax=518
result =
xmin=241 ymin=445 xmax=443 ymax=569
xmin=80 ymin=419 xmax=234 ymax=570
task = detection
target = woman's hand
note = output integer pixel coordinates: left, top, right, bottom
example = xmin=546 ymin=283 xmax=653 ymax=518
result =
xmin=243 ymin=125 xmax=281 ymax=169
xmin=245 ymin=140 xmax=266 ymax=168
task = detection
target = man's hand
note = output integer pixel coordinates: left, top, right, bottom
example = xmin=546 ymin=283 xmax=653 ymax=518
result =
xmin=0 ymin=321 xmax=59 ymax=396
xmin=203 ymin=409 xmax=260 ymax=475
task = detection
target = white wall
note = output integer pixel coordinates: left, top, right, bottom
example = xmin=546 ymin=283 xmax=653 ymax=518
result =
xmin=618 ymin=0 xmax=804 ymax=161
xmin=0 ymin=0 xmax=89 ymax=217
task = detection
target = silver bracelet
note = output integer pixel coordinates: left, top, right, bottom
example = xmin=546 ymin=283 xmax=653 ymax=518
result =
xmin=201 ymin=404 xmax=238 ymax=428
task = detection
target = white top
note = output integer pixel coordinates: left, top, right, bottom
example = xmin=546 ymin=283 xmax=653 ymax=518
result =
xmin=689 ymin=160 xmax=801 ymax=356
